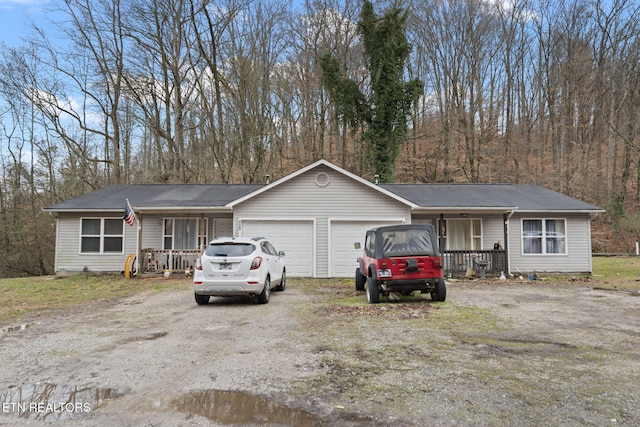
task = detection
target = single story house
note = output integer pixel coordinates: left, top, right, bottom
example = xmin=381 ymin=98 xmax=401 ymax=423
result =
xmin=44 ymin=159 xmax=605 ymax=278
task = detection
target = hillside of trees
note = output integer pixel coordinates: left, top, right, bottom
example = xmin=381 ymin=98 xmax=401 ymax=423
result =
xmin=1 ymin=0 xmax=639 ymax=277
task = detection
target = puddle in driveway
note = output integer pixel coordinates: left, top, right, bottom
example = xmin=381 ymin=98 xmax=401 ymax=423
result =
xmin=172 ymin=389 xmax=324 ymax=426
xmin=0 ymin=384 xmax=114 ymax=420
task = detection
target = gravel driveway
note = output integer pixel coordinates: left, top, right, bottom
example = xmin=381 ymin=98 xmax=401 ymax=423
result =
xmin=1 ymin=278 xmax=639 ymax=426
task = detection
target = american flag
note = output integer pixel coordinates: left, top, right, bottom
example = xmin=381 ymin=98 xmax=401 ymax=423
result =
xmin=123 ymin=200 xmax=136 ymax=226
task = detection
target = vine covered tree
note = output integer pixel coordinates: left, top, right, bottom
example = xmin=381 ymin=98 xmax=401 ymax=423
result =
xmin=320 ymin=0 xmax=422 ymax=182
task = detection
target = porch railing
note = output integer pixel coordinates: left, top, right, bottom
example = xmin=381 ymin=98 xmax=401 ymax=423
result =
xmin=139 ymin=248 xmax=507 ymax=277
xmin=141 ymin=249 xmax=201 ymax=272
xmin=443 ymin=250 xmax=507 ymax=277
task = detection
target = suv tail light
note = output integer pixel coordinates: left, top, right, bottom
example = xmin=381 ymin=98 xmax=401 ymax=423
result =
xmin=195 ymin=257 xmax=202 ymax=270
xmin=250 ymin=257 xmax=263 ymax=270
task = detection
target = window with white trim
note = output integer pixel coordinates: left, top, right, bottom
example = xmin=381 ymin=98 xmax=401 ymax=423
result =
xmin=439 ymin=218 xmax=482 ymax=250
xmin=522 ymin=219 xmax=566 ymax=255
xmin=80 ymin=218 xmax=124 ymax=253
xmin=163 ymin=218 xmax=208 ymax=250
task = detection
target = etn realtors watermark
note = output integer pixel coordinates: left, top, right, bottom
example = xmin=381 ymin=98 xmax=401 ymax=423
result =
xmin=2 ymin=401 xmax=92 ymax=415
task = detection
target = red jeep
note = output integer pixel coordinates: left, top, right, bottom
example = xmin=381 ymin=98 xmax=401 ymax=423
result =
xmin=355 ymin=224 xmax=446 ymax=303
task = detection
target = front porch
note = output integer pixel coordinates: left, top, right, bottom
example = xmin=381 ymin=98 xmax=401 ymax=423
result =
xmin=141 ymin=249 xmax=201 ymax=272
xmin=443 ymin=250 xmax=507 ymax=277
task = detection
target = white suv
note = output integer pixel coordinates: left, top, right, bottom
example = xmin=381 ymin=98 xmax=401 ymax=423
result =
xmin=193 ymin=237 xmax=286 ymax=304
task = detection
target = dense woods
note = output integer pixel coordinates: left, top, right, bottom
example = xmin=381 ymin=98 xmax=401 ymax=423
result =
xmin=1 ymin=0 xmax=639 ymax=277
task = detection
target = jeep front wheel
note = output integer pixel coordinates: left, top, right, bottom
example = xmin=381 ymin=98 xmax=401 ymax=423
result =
xmin=366 ymin=276 xmax=380 ymax=304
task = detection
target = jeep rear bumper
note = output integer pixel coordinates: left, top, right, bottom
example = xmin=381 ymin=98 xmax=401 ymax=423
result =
xmin=378 ymin=279 xmax=439 ymax=294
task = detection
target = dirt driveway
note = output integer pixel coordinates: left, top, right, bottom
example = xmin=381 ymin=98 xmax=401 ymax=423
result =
xmin=1 ymin=278 xmax=639 ymax=426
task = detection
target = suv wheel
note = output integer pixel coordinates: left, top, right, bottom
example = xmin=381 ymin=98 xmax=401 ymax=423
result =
xmin=355 ymin=268 xmax=366 ymax=291
xmin=257 ymin=275 xmax=271 ymax=304
xmin=194 ymin=293 xmax=210 ymax=305
xmin=431 ymin=278 xmax=446 ymax=302
xmin=366 ymin=276 xmax=380 ymax=304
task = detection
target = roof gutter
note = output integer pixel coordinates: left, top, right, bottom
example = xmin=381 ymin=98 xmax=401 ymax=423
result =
xmin=135 ymin=206 xmax=232 ymax=212
xmin=515 ymin=209 xmax=606 ymax=214
xmin=412 ymin=206 xmax=519 ymax=214
xmin=43 ymin=206 xmax=233 ymax=214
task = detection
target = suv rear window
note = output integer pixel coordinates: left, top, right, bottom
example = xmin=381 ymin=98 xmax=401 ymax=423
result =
xmin=381 ymin=229 xmax=435 ymax=257
xmin=205 ymin=243 xmax=255 ymax=257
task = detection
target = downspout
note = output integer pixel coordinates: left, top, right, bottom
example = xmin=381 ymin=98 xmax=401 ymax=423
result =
xmin=52 ymin=213 xmax=60 ymax=276
xmin=504 ymin=210 xmax=516 ymax=276
xmin=588 ymin=213 xmax=599 ymax=274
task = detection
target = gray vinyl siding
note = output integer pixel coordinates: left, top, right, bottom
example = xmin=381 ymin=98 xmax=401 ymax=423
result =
xmin=140 ymin=215 xmax=163 ymax=250
xmin=508 ymin=213 xmax=592 ymax=274
xmin=479 ymin=216 xmax=507 ymax=250
xmin=55 ymin=213 xmax=137 ymax=274
xmin=316 ymin=218 xmax=329 ymax=277
xmin=234 ymin=164 xmax=410 ymax=277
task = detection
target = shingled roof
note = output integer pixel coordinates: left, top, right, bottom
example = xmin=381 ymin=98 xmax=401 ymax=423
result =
xmin=44 ymin=182 xmax=603 ymax=214
xmin=44 ymin=160 xmax=604 ymax=214
xmin=381 ymin=183 xmax=604 ymax=212
xmin=44 ymin=184 xmax=264 ymax=212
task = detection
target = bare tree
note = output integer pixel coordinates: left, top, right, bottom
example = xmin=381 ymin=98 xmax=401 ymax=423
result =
xmin=122 ymin=0 xmax=202 ymax=183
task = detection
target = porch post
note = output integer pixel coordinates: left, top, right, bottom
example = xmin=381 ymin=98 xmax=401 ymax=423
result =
xmin=503 ymin=212 xmax=509 ymax=274
xmin=200 ymin=213 xmax=205 ymax=250
xmin=439 ymin=213 xmax=445 ymax=254
xmin=136 ymin=215 xmax=142 ymax=274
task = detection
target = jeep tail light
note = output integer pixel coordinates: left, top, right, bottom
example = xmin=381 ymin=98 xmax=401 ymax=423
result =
xmin=250 ymin=257 xmax=263 ymax=270
xmin=377 ymin=260 xmax=391 ymax=278
xmin=433 ymin=258 xmax=442 ymax=268
xmin=195 ymin=257 xmax=202 ymax=270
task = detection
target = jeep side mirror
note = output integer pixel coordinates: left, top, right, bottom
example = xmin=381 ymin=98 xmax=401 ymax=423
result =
xmin=279 ymin=251 xmax=285 ymax=257
xmin=354 ymin=242 xmax=361 ymax=250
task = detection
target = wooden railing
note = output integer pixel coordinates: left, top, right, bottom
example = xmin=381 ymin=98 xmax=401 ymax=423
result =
xmin=141 ymin=249 xmax=201 ymax=272
xmin=443 ymin=250 xmax=507 ymax=277
xmin=139 ymin=248 xmax=507 ymax=276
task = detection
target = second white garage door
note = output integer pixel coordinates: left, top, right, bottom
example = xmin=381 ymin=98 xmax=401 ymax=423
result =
xmin=241 ymin=220 xmax=314 ymax=277
xmin=330 ymin=220 xmax=401 ymax=277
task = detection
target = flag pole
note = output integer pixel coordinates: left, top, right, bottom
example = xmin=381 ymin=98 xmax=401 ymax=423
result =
xmin=126 ymin=198 xmax=140 ymax=275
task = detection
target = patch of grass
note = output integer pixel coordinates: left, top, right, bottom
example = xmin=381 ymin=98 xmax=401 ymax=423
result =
xmin=0 ymin=274 xmax=190 ymax=326
xmin=592 ymin=256 xmax=640 ymax=281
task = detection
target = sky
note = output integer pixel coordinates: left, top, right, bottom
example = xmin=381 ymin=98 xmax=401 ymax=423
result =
xmin=0 ymin=0 xmax=51 ymax=47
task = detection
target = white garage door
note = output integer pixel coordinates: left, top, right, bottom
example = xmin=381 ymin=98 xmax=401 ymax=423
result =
xmin=330 ymin=220 xmax=401 ymax=277
xmin=241 ymin=220 xmax=314 ymax=277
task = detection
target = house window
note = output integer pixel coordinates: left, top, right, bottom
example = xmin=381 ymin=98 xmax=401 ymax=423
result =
xmin=522 ymin=219 xmax=566 ymax=255
xmin=163 ymin=218 xmax=208 ymax=250
xmin=439 ymin=219 xmax=482 ymax=250
xmin=80 ymin=218 xmax=123 ymax=253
